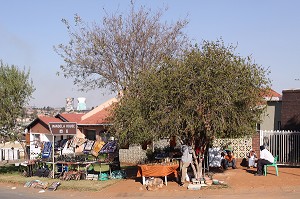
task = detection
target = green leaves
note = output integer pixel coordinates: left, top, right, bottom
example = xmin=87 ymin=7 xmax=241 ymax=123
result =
xmin=111 ymin=39 xmax=270 ymax=146
xmin=0 ymin=60 xmax=35 ymax=140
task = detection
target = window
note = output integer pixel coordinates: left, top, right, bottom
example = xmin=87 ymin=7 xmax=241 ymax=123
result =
xmin=33 ymin=134 xmax=40 ymax=148
xmin=256 ymin=123 xmax=261 ymax=131
xmin=85 ymin=130 xmax=96 ymax=140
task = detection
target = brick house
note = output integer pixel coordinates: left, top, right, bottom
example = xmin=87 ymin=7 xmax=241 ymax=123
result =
xmin=25 ymin=98 xmax=117 ymax=159
xmin=280 ymin=89 xmax=300 ymax=130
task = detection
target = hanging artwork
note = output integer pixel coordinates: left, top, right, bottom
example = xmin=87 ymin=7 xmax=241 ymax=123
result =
xmin=42 ymin=142 xmax=52 ymax=158
xmin=62 ymin=140 xmax=74 ymax=155
xmin=100 ymin=141 xmax=117 ymax=153
xmin=91 ymin=140 xmax=106 ymax=157
xmin=83 ymin=140 xmax=95 ymax=152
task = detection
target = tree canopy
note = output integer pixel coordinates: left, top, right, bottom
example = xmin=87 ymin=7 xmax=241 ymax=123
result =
xmin=55 ymin=2 xmax=189 ymax=94
xmin=0 ymin=60 xmax=35 ymax=141
xmin=110 ymin=39 xmax=270 ymax=179
xmin=111 ymin=39 xmax=271 ymax=146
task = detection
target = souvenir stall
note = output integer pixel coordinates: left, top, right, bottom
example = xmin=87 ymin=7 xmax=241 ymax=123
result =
xmin=48 ymin=122 xmax=77 ymax=178
xmin=23 ymin=121 xmax=121 ymax=180
xmin=82 ymin=137 xmax=120 ymax=180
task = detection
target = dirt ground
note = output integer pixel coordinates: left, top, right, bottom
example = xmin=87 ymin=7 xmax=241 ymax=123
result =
xmin=1 ymin=165 xmax=300 ymax=198
xmin=97 ymin=165 xmax=300 ymax=198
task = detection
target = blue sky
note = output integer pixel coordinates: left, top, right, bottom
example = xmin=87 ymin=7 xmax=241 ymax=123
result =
xmin=1 ymin=0 xmax=300 ymax=108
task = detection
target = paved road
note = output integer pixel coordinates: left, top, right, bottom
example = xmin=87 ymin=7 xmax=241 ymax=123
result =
xmin=1 ymin=184 xmax=300 ymax=199
xmin=0 ymin=185 xmax=64 ymax=199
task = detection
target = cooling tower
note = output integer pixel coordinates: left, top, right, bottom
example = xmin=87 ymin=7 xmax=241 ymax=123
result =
xmin=77 ymin=97 xmax=87 ymax=111
xmin=65 ymin=97 xmax=74 ymax=112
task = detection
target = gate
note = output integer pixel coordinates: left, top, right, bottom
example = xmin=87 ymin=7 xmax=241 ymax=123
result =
xmin=260 ymin=130 xmax=300 ymax=166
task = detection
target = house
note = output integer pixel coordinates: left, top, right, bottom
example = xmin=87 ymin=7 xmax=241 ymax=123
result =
xmin=280 ymin=89 xmax=300 ymax=130
xmin=258 ymin=89 xmax=282 ymax=131
xmin=25 ymin=98 xmax=118 ymax=159
xmin=211 ymin=88 xmax=282 ymax=161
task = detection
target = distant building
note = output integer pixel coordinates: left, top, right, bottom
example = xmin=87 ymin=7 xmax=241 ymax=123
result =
xmin=65 ymin=97 xmax=74 ymax=112
xmin=77 ymin=97 xmax=87 ymax=111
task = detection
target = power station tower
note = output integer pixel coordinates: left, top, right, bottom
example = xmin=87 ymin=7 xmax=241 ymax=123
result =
xmin=65 ymin=97 xmax=74 ymax=112
xmin=77 ymin=97 xmax=87 ymax=111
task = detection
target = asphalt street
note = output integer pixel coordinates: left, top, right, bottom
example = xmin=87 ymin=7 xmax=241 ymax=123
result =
xmin=1 ymin=185 xmax=300 ymax=199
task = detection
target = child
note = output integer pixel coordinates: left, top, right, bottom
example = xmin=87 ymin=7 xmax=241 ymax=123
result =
xmin=247 ymin=149 xmax=257 ymax=168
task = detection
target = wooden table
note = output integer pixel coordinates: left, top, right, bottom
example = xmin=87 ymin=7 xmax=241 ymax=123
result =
xmin=137 ymin=164 xmax=179 ymax=186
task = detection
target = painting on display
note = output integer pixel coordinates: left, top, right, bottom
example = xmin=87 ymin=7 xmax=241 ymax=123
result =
xmin=83 ymin=140 xmax=95 ymax=152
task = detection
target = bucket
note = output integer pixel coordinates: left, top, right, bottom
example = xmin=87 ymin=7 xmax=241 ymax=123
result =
xmin=98 ymin=172 xmax=109 ymax=181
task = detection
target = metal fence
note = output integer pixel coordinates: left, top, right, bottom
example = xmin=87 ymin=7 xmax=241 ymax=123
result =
xmin=0 ymin=148 xmax=20 ymax=161
xmin=260 ymin=130 xmax=300 ymax=166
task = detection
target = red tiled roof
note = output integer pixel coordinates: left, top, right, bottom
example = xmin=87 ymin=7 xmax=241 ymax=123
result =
xmin=262 ymin=88 xmax=282 ymax=98
xmin=58 ymin=113 xmax=85 ymax=122
xmin=26 ymin=115 xmax=63 ymax=130
xmin=78 ymin=107 xmax=112 ymax=125
xmin=26 ymin=100 xmax=116 ymax=130
xmin=39 ymin=116 xmax=63 ymax=125
xmin=260 ymin=88 xmax=282 ymax=101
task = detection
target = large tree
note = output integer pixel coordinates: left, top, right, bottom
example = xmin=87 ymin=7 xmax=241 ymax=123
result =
xmin=54 ymin=2 xmax=189 ymax=94
xmin=0 ymin=60 xmax=35 ymax=152
xmin=111 ymin=39 xmax=271 ymax=179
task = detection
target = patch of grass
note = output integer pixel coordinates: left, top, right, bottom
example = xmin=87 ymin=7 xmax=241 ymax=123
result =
xmin=0 ymin=164 xmax=20 ymax=173
xmin=0 ymin=174 xmax=121 ymax=191
xmin=0 ymin=163 xmax=127 ymax=191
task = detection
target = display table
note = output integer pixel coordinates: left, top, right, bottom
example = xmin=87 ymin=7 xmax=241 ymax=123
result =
xmin=54 ymin=160 xmax=119 ymax=179
xmin=20 ymin=161 xmax=37 ymax=177
xmin=137 ymin=164 xmax=179 ymax=186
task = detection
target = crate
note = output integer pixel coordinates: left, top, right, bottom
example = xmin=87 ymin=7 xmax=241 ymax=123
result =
xmin=86 ymin=174 xmax=98 ymax=180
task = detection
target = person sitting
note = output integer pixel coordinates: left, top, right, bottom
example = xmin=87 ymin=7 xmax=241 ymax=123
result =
xmin=221 ymin=151 xmax=237 ymax=169
xmin=254 ymin=145 xmax=274 ymax=176
xmin=247 ymin=149 xmax=257 ymax=169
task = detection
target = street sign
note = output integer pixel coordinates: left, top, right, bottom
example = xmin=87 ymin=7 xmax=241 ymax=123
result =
xmin=49 ymin=122 xmax=77 ymax=135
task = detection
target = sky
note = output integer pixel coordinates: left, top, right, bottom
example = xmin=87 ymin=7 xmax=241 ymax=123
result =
xmin=1 ymin=0 xmax=300 ymax=108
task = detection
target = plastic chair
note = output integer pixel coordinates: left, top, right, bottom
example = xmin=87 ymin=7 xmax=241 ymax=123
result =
xmin=264 ymin=155 xmax=279 ymax=176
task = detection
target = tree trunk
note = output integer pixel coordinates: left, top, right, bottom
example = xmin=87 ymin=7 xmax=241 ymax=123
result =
xmin=192 ymin=150 xmax=201 ymax=180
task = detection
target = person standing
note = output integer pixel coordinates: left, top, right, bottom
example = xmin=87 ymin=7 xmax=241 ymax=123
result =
xmin=180 ymin=141 xmax=193 ymax=186
xmin=254 ymin=145 xmax=274 ymax=176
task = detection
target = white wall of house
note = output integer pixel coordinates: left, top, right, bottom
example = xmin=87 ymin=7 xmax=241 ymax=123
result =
xmin=29 ymin=130 xmax=85 ymax=159
xmin=29 ymin=133 xmax=52 ymax=159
